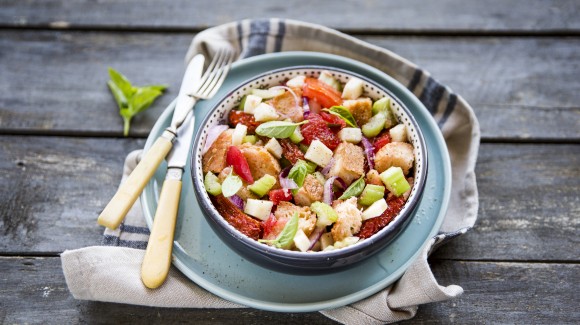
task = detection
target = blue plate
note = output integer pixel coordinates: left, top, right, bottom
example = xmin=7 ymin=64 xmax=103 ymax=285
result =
xmin=141 ymin=52 xmax=451 ymax=312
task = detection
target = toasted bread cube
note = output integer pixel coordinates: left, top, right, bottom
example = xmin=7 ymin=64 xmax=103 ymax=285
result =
xmin=374 ymin=142 xmax=414 ymax=175
xmin=294 ymin=174 xmax=324 ymax=207
xmin=202 ymin=129 xmax=233 ymax=174
xmin=327 ymin=142 xmax=365 ymax=186
xmin=342 ymin=97 xmax=372 ymax=126
xmin=331 ymin=197 xmax=362 ymax=242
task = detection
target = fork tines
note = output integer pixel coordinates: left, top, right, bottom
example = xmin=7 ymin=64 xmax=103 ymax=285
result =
xmin=192 ymin=48 xmax=234 ymax=99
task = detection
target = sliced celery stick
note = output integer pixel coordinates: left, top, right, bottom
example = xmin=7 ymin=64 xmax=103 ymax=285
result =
xmin=310 ymin=202 xmax=338 ymax=228
xmin=362 ymin=112 xmax=387 ymax=138
xmin=380 ymin=166 xmax=410 ymax=197
xmin=248 ymin=174 xmax=277 ymax=197
xmin=242 ymin=135 xmax=257 ymax=144
xmin=372 ymin=97 xmax=390 ymax=115
xmin=289 ymin=127 xmax=304 ymax=144
xmin=204 ymin=172 xmax=222 ymax=196
xmin=359 ymin=184 xmax=385 ymax=206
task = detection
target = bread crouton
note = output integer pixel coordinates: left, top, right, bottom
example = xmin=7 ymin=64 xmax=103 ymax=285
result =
xmin=294 ymin=174 xmax=324 ymax=207
xmin=269 ymin=88 xmax=304 ymax=123
xmin=327 ymin=142 xmax=365 ymax=186
xmin=331 ymin=197 xmax=362 ymax=242
xmin=366 ymin=169 xmax=383 ymax=186
xmin=202 ymin=129 xmax=233 ymax=174
xmin=275 ymin=201 xmax=316 ymax=236
xmin=374 ymin=142 xmax=414 ymax=175
xmin=239 ymin=143 xmax=281 ymax=185
xmin=342 ymin=97 xmax=372 ymax=126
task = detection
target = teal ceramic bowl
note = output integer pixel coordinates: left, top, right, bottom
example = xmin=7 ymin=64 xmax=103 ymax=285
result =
xmin=191 ymin=66 xmax=428 ymax=274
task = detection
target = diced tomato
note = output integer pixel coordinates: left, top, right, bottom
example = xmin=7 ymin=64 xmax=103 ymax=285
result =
xmin=268 ymin=188 xmax=292 ymax=205
xmin=226 ymin=146 xmax=254 ymax=184
xmin=373 ymin=131 xmax=392 ymax=153
xmin=228 ymin=110 xmax=261 ymax=134
xmin=300 ymin=113 xmax=341 ymax=150
xmin=320 ymin=111 xmax=346 ymax=130
xmin=261 ymin=213 xmax=277 ymax=239
xmin=302 ymin=78 xmax=343 ymax=109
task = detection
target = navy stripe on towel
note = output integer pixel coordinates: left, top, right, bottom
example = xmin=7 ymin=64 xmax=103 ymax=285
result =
xmin=274 ymin=20 xmax=285 ymax=52
xmin=243 ymin=19 xmax=271 ymax=58
xmin=407 ymin=68 xmax=423 ymax=92
xmin=119 ymin=224 xmax=150 ymax=235
xmin=438 ymin=93 xmax=457 ymax=128
xmin=419 ymin=77 xmax=446 ymax=115
xmin=103 ymin=235 xmax=148 ymax=249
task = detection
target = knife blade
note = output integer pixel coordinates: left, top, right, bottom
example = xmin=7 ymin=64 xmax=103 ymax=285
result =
xmin=140 ymin=57 xmax=203 ymax=289
xmin=97 ymin=54 xmax=205 ymax=230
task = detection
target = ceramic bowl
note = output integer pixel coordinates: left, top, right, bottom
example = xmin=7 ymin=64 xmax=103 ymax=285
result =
xmin=191 ymin=66 xmax=428 ymax=274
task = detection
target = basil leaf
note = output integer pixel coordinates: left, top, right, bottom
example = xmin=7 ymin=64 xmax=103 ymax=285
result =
xmin=274 ymin=212 xmax=300 ymax=249
xmin=221 ymin=171 xmax=243 ymax=197
xmin=339 ymin=176 xmax=366 ymax=200
xmin=255 ymin=121 xmax=308 ymax=139
xmin=288 ymin=160 xmax=309 ymax=188
xmin=259 ymin=212 xmax=300 ymax=249
xmin=106 ymin=68 xmax=166 ymax=136
xmin=326 ymin=106 xmax=357 ymax=127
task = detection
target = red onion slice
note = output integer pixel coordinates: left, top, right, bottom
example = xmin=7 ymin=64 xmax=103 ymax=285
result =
xmin=307 ymin=225 xmax=326 ymax=251
xmin=228 ymin=194 xmax=244 ymax=210
xmin=321 ymin=157 xmax=335 ymax=176
xmin=361 ymin=136 xmax=375 ymax=170
xmin=202 ymin=124 xmax=229 ymax=155
xmin=323 ymin=176 xmax=337 ymax=205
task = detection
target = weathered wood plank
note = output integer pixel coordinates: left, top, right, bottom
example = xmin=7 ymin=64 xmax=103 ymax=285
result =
xmin=1 ymin=0 xmax=579 ymax=33
xmin=433 ymin=143 xmax=580 ymax=261
xmin=0 ymin=136 xmax=145 ymax=253
xmin=0 ymin=136 xmax=578 ymax=262
xmin=1 ymin=257 xmax=578 ymax=324
xmin=0 ymin=31 xmax=578 ymax=141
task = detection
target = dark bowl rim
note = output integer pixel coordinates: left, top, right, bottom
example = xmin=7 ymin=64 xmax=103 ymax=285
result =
xmin=190 ymin=65 xmax=429 ymax=262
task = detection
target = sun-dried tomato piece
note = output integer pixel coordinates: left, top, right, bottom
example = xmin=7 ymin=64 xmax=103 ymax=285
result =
xmin=357 ymin=196 xmax=405 ymax=239
xmin=300 ymin=113 xmax=341 ymax=150
xmin=320 ymin=111 xmax=346 ymax=131
xmin=228 ymin=110 xmax=261 ymax=134
xmin=373 ymin=131 xmax=392 ymax=153
xmin=279 ymin=139 xmax=305 ymax=164
xmin=210 ymin=194 xmax=261 ymax=240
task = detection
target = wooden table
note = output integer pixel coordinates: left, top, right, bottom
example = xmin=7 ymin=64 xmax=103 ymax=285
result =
xmin=1 ymin=1 xmax=579 ymax=323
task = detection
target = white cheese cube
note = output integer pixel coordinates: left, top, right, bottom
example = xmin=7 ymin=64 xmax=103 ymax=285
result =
xmin=231 ymin=123 xmax=248 ymax=146
xmin=342 ymin=77 xmax=364 ymax=99
xmin=243 ymin=199 xmax=273 ymax=221
xmin=320 ymin=232 xmax=334 ymax=250
xmin=361 ymin=198 xmax=388 ymax=220
xmin=253 ymin=103 xmax=280 ymax=122
xmin=333 ymin=236 xmax=360 ymax=249
xmin=304 ymin=139 xmax=333 ymax=167
xmin=389 ymin=124 xmax=407 ymax=142
xmin=286 ymin=75 xmax=306 ymax=88
xmin=337 ymin=127 xmax=362 ymax=143
xmin=293 ymin=229 xmax=311 ymax=252
xmin=242 ymin=94 xmax=262 ymax=114
xmin=265 ymin=137 xmax=283 ymax=159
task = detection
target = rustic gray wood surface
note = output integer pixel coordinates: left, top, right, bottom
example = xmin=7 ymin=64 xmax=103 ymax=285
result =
xmin=0 ymin=1 xmax=578 ymax=324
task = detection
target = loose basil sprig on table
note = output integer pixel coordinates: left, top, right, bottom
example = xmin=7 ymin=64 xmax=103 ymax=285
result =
xmin=258 ymin=212 xmax=299 ymax=249
xmin=107 ymin=68 xmax=167 ymax=136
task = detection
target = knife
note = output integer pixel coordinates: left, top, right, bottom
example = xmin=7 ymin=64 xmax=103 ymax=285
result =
xmin=140 ymin=107 xmax=196 ymax=289
xmin=97 ymin=54 xmax=205 ymax=230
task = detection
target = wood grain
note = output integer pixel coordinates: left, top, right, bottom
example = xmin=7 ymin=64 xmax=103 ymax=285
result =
xmin=1 ymin=136 xmax=578 ymax=262
xmin=0 ymin=31 xmax=578 ymax=141
xmin=1 ymin=257 xmax=577 ymax=324
xmin=1 ymin=0 xmax=579 ymax=33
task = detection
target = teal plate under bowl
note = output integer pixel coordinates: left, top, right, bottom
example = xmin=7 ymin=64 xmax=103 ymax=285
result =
xmin=141 ymin=52 xmax=451 ymax=312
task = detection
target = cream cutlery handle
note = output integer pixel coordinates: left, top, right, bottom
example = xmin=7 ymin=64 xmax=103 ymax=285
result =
xmin=97 ymin=133 xmax=174 ymax=229
xmin=141 ymin=178 xmax=182 ymax=289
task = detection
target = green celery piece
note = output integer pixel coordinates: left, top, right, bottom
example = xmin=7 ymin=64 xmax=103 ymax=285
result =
xmin=362 ymin=112 xmax=387 ymax=138
xmin=359 ymin=184 xmax=385 ymax=206
xmin=311 ymin=202 xmax=338 ymax=228
xmin=204 ymin=172 xmax=222 ymax=196
xmin=248 ymin=174 xmax=277 ymax=197
xmin=380 ymin=167 xmax=410 ymax=197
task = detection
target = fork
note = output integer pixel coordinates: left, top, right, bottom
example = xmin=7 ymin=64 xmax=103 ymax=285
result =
xmin=97 ymin=48 xmax=234 ymax=230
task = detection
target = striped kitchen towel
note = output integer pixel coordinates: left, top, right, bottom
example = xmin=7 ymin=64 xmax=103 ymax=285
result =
xmin=62 ymin=18 xmax=479 ymax=324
